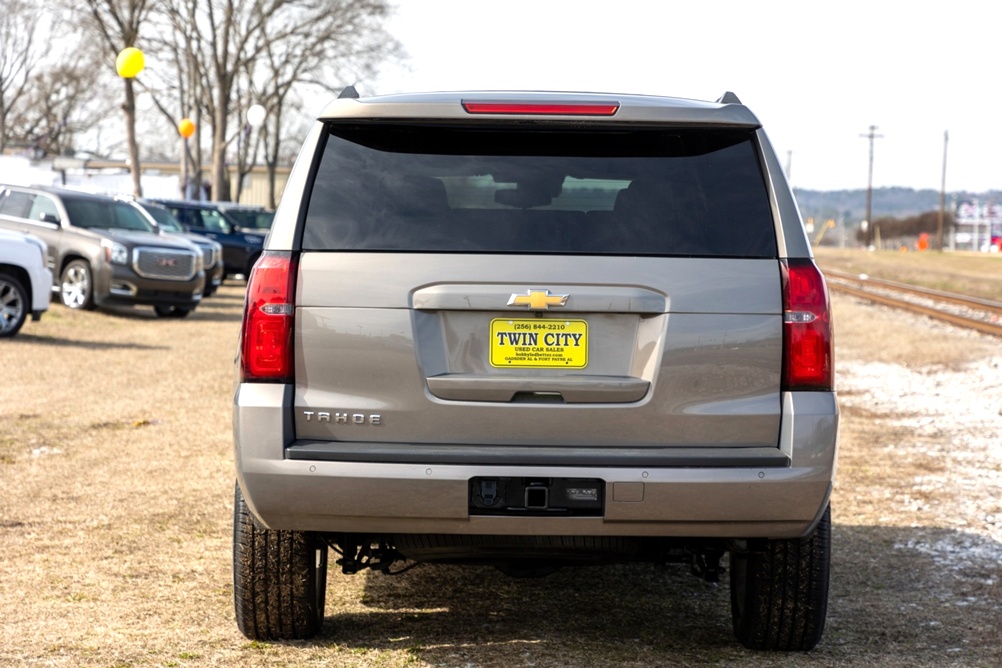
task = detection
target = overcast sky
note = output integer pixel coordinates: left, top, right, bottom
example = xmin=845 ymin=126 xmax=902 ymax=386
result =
xmin=367 ymin=1 xmax=1000 ymax=193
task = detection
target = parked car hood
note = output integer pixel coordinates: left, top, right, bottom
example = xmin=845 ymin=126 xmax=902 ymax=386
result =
xmin=163 ymin=230 xmax=217 ymax=247
xmin=98 ymin=228 xmax=195 ymax=250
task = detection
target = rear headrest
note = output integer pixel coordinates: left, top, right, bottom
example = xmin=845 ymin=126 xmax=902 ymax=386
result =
xmin=386 ymin=175 xmax=449 ymax=214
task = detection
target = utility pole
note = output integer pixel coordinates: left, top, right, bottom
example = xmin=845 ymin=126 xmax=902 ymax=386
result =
xmin=786 ymin=150 xmax=793 ymax=183
xmin=860 ymin=125 xmax=883 ymax=247
xmin=938 ymin=130 xmax=949 ymax=251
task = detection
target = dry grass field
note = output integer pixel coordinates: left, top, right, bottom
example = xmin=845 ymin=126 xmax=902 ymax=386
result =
xmin=814 ymin=247 xmax=1002 ymax=301
xmin=1 ymin=250 xmax=1000 ymax=667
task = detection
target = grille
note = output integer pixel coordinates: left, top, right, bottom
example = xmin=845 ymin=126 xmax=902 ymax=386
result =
xmin=200 ymin=244 xmax=218 ymax=268
xmin=133 ymin=247 xmax=197 ymax=280
xmin=195 ymin=242 xmax=219 ymax=268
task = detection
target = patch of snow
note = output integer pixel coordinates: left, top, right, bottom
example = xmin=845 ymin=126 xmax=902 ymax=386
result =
xmin=30 ymin=446 xmax=63 ymax=457
xmin=839 ymin=354 xmax=1002 ymax=554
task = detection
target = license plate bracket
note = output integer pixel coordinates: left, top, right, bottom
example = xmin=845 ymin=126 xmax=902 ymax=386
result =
xmin=489 ymin=318 xmax=588 ymax=368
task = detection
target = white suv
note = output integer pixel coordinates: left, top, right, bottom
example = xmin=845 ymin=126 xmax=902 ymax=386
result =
xmin=0 ymin=229 xmax=51 ymax=337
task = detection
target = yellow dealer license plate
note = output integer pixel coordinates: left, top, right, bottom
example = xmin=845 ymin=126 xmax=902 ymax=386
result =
xmin=490 ymin=319 xmax=588 ymax=368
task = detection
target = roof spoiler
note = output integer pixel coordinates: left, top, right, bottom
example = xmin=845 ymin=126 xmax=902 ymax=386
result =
xmin=716 ymin=91 xmax=741 ymax=104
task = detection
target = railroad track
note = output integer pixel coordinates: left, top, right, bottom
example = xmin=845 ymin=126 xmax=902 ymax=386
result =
xmin=823 ymin=269 xmax=1002 ymax=338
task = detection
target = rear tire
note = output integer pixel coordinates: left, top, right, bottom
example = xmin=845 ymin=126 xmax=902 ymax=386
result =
xmin=60 ymin=259 xmax=94 ymax=310
xmin=730 ymin=504 xmax=831 ymax=651
xmin=0 ymin=273 xmax=28 ymax=338
xmin=233 ymin=483 xmax=328 ymax=640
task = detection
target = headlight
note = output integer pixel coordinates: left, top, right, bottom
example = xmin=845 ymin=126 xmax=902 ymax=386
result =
xmin=102 ymin=240 xmax=129 ymax=265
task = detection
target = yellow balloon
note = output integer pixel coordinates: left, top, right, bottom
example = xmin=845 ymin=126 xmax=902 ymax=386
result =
xmin=116 ymin=47 xmax=145 ymax=79
xmin=178 ymin=118 xmax=196 ymax=138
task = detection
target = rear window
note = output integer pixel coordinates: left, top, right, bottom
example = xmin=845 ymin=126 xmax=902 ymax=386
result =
xmin=302 ymin=123 xmax=777 ymax=257
xmin=225 ymin=208 xmax=274 ymax=230
xmin=0 ymin=190 xmax=34 ymax=218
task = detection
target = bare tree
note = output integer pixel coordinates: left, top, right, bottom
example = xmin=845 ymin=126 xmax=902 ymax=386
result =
xmin=161 ymin=0 xmax=398 ymax=202
xmin=230 ymin=70 xmax=263 ymax=204
xmin=253 ymin=0 xmax=399 ymax=207
xmin=83 ymin=0 xmax=154 ymax=197
xmin=133 ymin=6 xmax=208 ymax=197
xmin=29 ymin=0 xmax=399 ymax=202
xmin=0 ymin=0 xmax=43 ymax=153
xmin=159 ymin=0 xmax=283 ymax=201
xmin=7 ymin=51 xmax=108 ymax=158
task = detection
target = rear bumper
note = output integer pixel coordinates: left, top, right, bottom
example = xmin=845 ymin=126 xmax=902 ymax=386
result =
xmin=234 ymin=385 xmax=838 ymax=540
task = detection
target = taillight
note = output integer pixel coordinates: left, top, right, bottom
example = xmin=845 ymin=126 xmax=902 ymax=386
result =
xmin=240 ymin=252 xmax=297 ymax=382
xmin=781 ymin=259 xmax=834 ymax=391
xmin=461 ymin=101 xmax=620 ymax=116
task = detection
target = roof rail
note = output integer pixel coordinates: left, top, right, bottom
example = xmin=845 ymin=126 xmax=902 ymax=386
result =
xmin=716 ymin=92 xmax=741 ymax=104
xmin=338 ymin=85 xmax=359 ymax=99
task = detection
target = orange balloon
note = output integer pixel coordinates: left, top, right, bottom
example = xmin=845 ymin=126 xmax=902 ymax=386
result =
xmin=178 ymin=118 xmax=196 ymax=138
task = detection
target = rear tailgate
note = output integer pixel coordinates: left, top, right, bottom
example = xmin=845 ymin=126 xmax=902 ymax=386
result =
xmin=293 ymin=253 xmax=781 ymax=450
xmin=289 ymin=115 xmax=784 ymax=459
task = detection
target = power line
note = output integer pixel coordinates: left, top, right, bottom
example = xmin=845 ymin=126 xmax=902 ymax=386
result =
xmin=860 ymin=125 xmax=883 ymax=247
xmin=938 ymin=130 xmax=949 ymax=251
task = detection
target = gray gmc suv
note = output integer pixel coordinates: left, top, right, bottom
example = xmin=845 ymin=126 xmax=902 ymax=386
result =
xmin=232 ymin=90 xmax=838 ymax=650
xmin=0 ymin=185 xmax=204 ymax=317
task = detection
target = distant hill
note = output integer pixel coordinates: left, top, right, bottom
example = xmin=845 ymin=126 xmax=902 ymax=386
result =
xmin=792 ymin=187 xmax=1002 ymax=226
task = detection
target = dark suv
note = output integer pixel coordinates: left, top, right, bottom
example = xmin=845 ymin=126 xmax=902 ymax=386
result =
xmin=232 ymin=91 xmax=838 ymax=650
xmin=215 ymin=203 xmax=274 ymax=232
xmin=151 ymin=199 xmax=265 ymax=279
xmin=133 ymin=199 xmax=224 ymax=297
xmin=0 ymin=185 xmax=204 ymax=317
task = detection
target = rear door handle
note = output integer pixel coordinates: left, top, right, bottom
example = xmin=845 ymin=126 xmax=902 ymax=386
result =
xmin=426 ymin=373 xmax=649 ymax=403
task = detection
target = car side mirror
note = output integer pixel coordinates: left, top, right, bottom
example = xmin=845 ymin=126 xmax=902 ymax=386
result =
xmin=39 ymin=212 xmax=60 ymax=224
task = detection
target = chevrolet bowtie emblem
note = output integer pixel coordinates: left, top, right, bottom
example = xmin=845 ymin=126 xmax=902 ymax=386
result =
xmin=507 ymin=289 xmax=569 ymax=310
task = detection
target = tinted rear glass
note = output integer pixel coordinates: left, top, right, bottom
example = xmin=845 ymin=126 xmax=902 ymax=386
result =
xmin=65 ymin=198 xmax=155 ymax=232
xmin=225 ymin=208 xmax=274 ymax=230
xmin=303 ymin=123 xmax=777 ymax=257
xmin=141 ymin=203 xmax=183 ymax=231
xmin=0 ymin=190 xmax=34 ymax=218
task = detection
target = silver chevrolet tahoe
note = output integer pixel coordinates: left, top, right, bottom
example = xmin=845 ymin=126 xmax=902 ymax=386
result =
xmin=232 ymin=90 xmax=838 ymax=650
